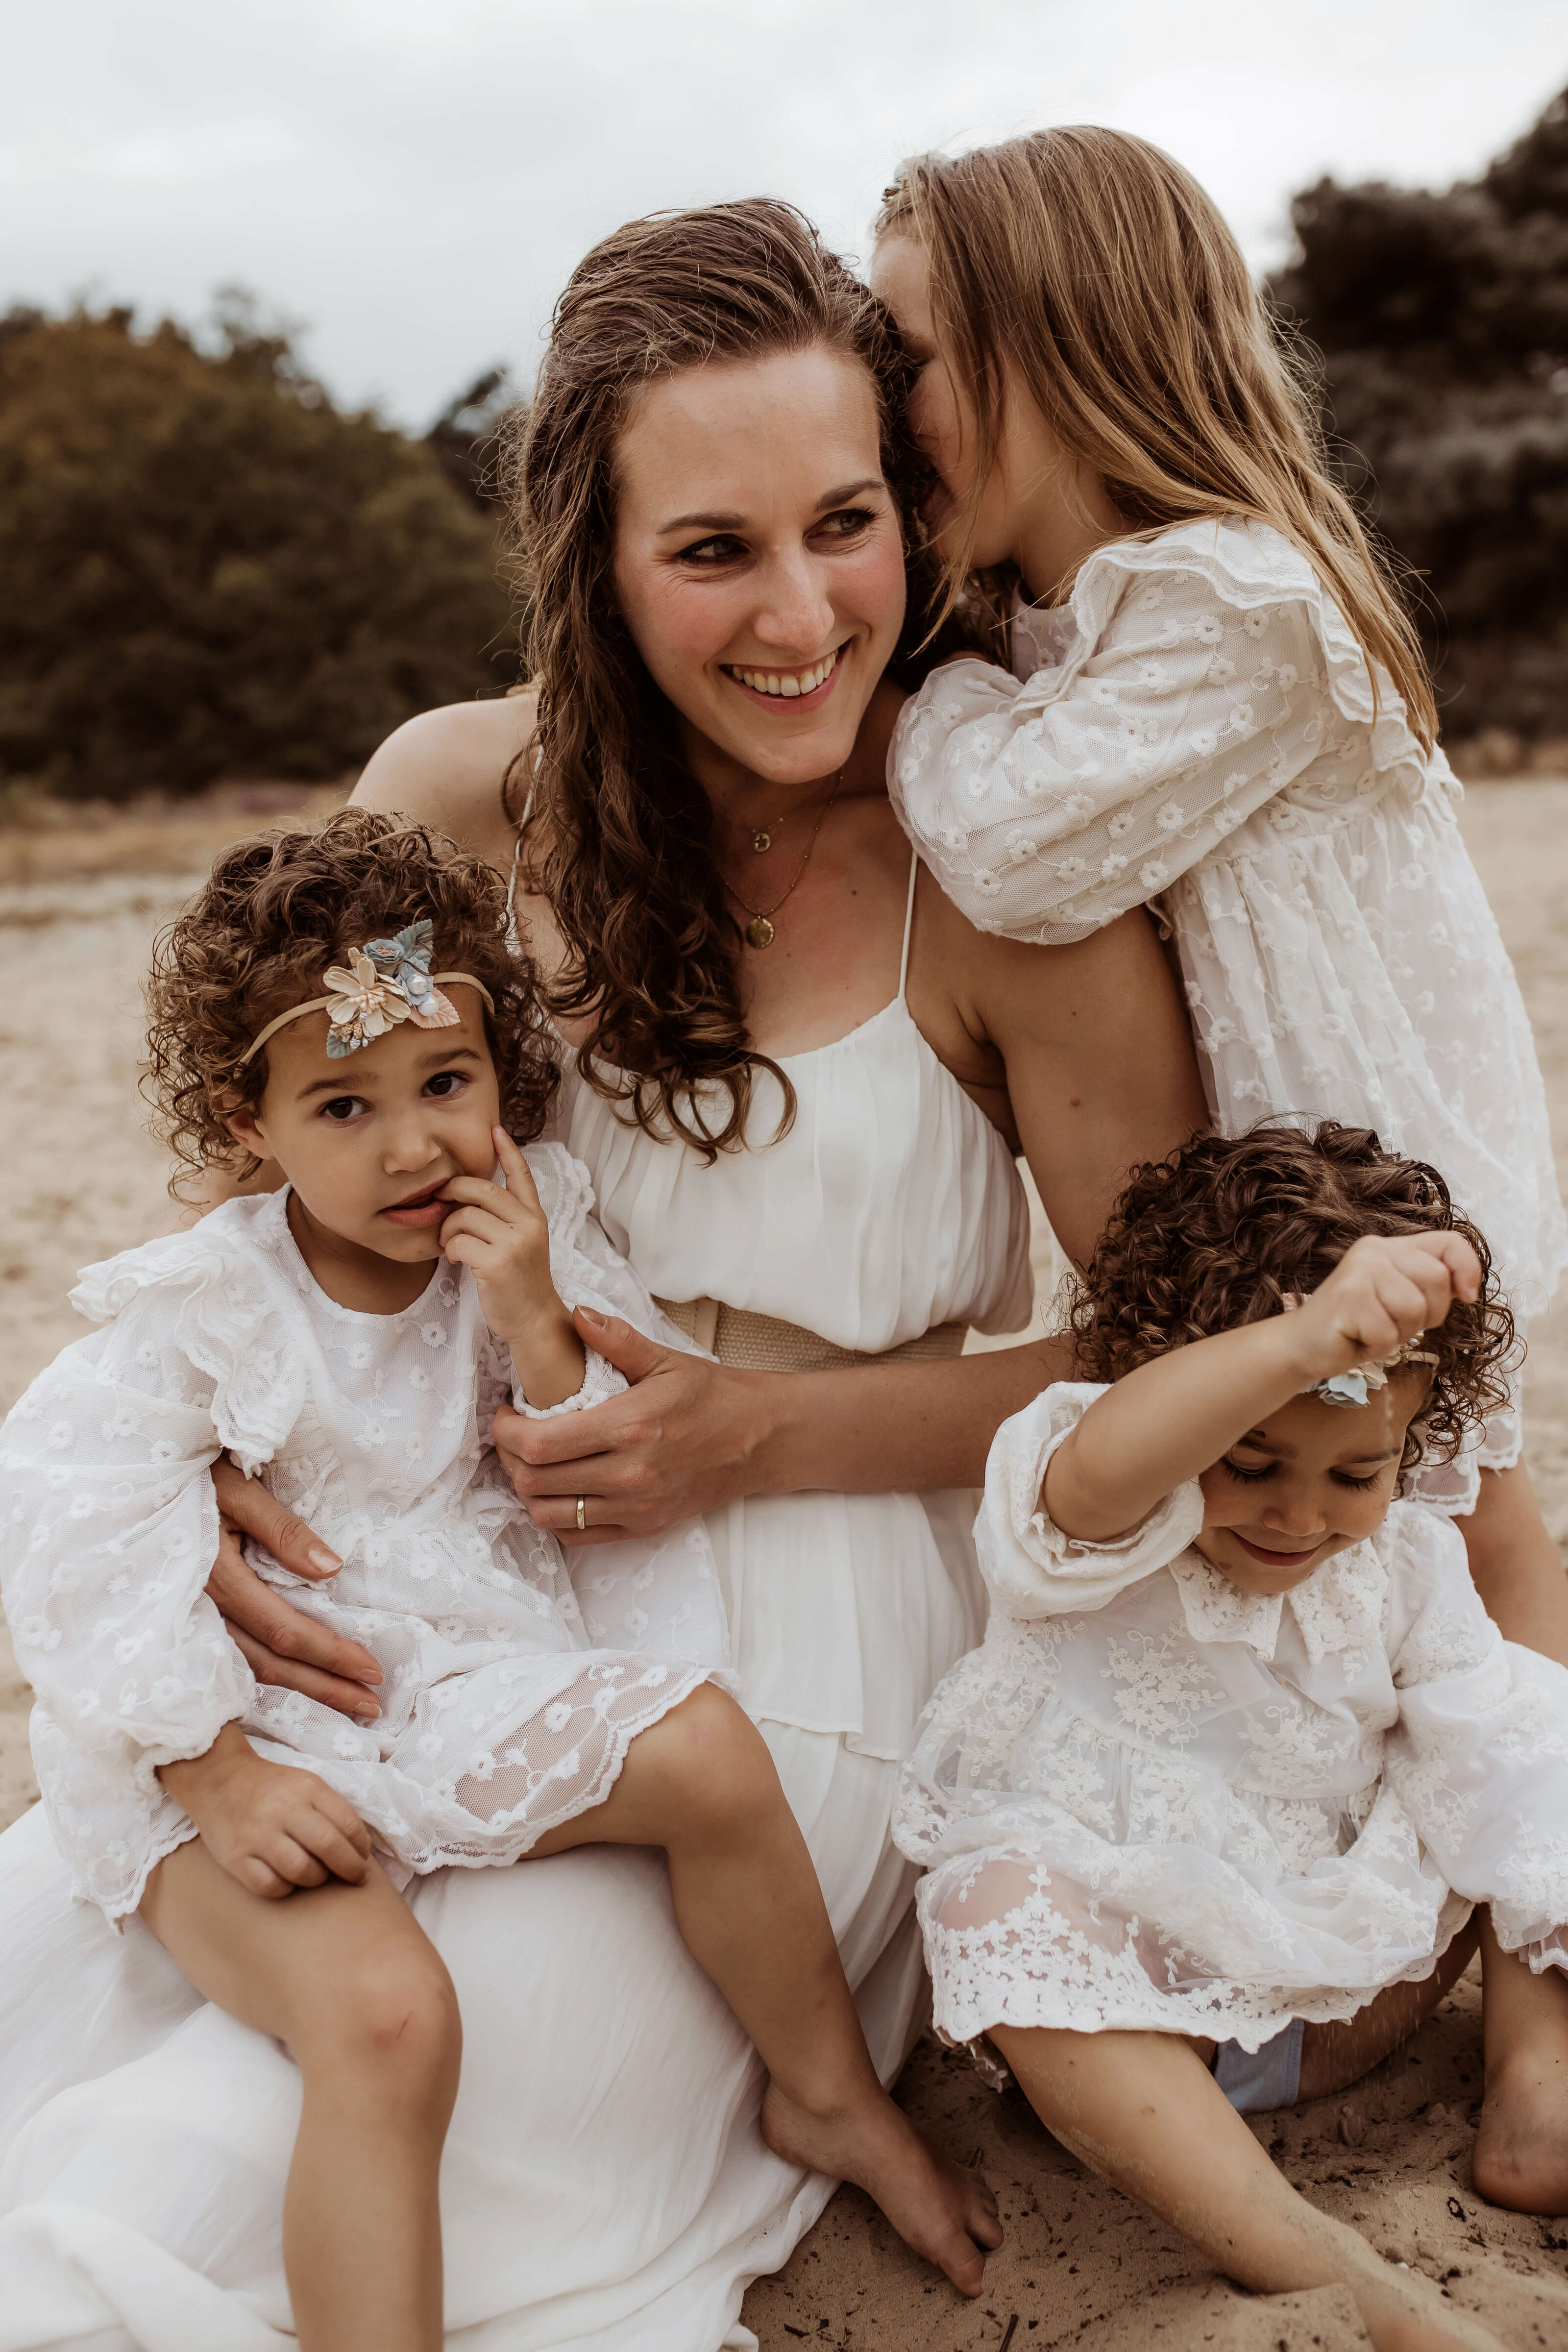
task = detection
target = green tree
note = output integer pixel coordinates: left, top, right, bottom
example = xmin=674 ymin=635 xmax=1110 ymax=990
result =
xmin=0 ymin=296 xmax=515 ymax=799
xmin=1271 ymin=90 xmax=1568 ymax=741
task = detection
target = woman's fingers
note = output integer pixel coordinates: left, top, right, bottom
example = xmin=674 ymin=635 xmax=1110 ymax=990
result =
xmin=211 ymin=1457 xmax=342 ymax=1580
xmin=228 ymin=1626 xmax=385 ymax=1721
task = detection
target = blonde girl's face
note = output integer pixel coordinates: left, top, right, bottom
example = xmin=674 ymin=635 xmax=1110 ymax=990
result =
xmin=1193 ymin=1379 xmax=1427 ymax=1596
xmin=611 ymin=344 xmax=908 ymax=795
xmin=226 ymin=995 xmax=503 ymax=1272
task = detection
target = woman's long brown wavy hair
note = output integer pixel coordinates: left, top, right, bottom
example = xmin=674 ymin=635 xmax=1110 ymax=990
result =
xmin=499 ymin=198 xmax=931 ymax=1158
xmin=876 ymin=129 xmax=1438 ymax=748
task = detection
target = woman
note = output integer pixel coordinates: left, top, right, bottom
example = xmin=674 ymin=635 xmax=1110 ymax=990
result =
xmin=0 ymin=201 xmax=1203 ymax=2348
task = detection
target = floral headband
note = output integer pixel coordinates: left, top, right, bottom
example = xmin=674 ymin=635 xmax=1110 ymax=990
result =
xmin=1279 ymin=1295 xmax=1439 ymax=1410
xmin=238 ymin=922 xmax=495 ymax=1066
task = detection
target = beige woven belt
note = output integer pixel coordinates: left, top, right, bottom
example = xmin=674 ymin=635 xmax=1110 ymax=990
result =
xmin=653 ymin=1296 xmax=968 ymax=1374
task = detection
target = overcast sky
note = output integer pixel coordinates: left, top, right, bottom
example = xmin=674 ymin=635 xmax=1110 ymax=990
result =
xmin=5 ymin=0 xmax=1565 ymax=428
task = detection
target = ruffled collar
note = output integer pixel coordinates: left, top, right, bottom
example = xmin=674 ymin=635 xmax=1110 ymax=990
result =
xmin=1169 ymin=1539 xmax=1388 ymax=1666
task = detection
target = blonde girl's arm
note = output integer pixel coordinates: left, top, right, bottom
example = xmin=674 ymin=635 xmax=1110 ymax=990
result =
xmin=1046 ymin=1232 xmax=1482 ymax=1541
xmin=888 ymin=542 xmax=1331 ymax=945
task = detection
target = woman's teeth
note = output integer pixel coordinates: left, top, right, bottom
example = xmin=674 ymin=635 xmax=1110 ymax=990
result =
xmin=727 ymin=651 xmax=838 ymax=698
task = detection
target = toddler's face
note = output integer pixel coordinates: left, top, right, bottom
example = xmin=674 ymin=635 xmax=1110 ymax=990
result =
xmin=227 ymin=995 xmax=503 ymax=1268
xmin=1192 ymin=1376 xmax=1427 ymax=1595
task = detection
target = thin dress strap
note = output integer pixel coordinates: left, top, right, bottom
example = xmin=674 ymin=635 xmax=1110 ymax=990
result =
xmin=897 ymin=848 xmax=919 ymax=1003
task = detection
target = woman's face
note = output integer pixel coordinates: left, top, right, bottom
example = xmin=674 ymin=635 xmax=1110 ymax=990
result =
xmin=611 ymin=344 xmax=907 ymax=793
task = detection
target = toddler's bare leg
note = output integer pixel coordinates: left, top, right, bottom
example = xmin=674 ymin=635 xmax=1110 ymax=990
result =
xmin=1472 ymin=1911 xmax=1568 ymax=2213
xmin=141 ymin=1839 xmax=459 ymax=2352
xmin=993 ymin=2024 xmax=1506 ymax=2352
xmin=1295 ymin=1915 xmax=1482 ymax=2100
xmin=528 ymin=1683 xmax=1001 ymax=2295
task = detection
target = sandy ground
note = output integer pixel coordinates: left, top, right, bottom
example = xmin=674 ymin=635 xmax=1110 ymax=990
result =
xmin=2 ymin=783 xmax=1568 ymax=2347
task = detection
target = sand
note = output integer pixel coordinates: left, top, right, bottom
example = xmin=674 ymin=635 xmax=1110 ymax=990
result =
xmin=1 ymin=782 xmax=1567 ymax=2346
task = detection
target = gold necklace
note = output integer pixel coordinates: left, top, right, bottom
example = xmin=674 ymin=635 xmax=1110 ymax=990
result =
xmin=724 ymin=773 xmax=842 ymax=950
xmin=747 ymin=810 xmax=787 ymax=854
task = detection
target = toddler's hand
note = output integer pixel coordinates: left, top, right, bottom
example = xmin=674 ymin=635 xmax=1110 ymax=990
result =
xmin=159 ymin=1724 xmax=372 ymax=1899
xmin=1291 ymin=1232 xmax=1481 ymax=1379
xmin=440 ymin=1127 xmax=562 ymax=1344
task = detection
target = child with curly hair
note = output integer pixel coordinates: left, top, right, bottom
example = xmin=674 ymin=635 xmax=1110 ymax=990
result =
xmin=895 ymin=1123 xmax=1568 ymax=2352
xmin=0 ymin=810 xmax=998 ymax=2352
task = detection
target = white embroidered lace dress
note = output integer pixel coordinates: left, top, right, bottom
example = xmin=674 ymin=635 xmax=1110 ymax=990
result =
xmin=0 ymin=1148 xmax=728 ymax=1925
xmin=890 ymin=516 xmax=1566 ymax=1509
xmin=895 ymin=1383 xmax=1568 ymax=2065
xmin=0 ymin=912 xmax=1033 ymax=2352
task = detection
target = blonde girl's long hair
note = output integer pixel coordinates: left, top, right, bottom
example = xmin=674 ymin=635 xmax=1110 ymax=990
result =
xmin=876 ymin=128 xmax=1438 ymax=749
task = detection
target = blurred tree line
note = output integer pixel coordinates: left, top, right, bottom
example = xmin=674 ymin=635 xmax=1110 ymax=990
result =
xmin=0 ymin=291 xmax=518 ymax=799
xmin=4 ymin=84 xmax=1567 ymax=802
xmin=1272 ymin=84 xmax=1568 ymax=748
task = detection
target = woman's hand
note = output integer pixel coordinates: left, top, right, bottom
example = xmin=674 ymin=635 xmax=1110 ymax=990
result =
xmin=208 ymin=1459 xmax=384 ymax=1720
xmin=495 ymin=1310 xmax=774 ymax=1542
xmin=158 ymin=1722 xmax=372 ymax=1899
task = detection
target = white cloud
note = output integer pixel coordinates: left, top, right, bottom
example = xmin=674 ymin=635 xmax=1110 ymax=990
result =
xmin=1 ymin=0 xmax=1563 ymax=423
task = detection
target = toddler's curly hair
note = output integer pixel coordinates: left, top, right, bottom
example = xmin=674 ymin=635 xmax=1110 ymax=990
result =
xmin=146 ymin=808 xmax=558 ymax=1196
xmin=1072 ymin=1122 xmax=1519 ymax=1476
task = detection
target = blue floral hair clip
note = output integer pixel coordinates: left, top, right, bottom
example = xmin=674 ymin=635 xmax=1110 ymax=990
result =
xmin=237 ymin=918 xmax=496 ymax=1068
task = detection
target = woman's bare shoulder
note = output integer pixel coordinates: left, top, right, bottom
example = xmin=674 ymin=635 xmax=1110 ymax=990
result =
xmin=351 ymin=694 xmax=537 ymax=867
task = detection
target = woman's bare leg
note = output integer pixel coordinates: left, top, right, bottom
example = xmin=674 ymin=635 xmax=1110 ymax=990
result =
xmin=528 ymin=1682 xmax=1002 ymax=2295
xmin=1462 ymin=1461 xmax=1568 ymax=1666
xmin=992 ymin=2023 xmax=1505 ymax=2352
xmin=141 ymin=1840 xmax=460 ymax=2352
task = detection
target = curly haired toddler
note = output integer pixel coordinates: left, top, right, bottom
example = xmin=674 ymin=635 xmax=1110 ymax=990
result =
xmin=895 ymin=1122 xmax=1568 ymax=2352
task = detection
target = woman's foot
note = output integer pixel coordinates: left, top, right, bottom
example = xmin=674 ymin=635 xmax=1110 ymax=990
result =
xmin=760 ymin=2077 xmax=1002 ymax=2296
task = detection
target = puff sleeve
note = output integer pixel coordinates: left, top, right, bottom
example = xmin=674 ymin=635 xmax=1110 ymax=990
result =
xmin=977 ymin=1382 xmax=1205 ymax=1620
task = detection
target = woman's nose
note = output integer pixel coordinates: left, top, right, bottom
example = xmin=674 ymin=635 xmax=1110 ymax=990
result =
xmin=749 ymin=550 xmax=835 ymax=657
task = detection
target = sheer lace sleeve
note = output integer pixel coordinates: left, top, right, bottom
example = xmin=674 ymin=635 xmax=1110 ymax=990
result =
xmin=890 ymin=518 xmax=1427 ymax=945
xmin=1382 ymin=1505 xmax=1568 ymax=1972
xmin=977 ymin=1381 xmax=1206 ymax=1620
xmin=0 ymin=1289 xmax=258 ymax=1923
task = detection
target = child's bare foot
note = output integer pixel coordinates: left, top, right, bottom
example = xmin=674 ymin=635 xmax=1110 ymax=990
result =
xmin=1348 ymin=2254 xmax=1510 ymax=2352
xmin=760 ymin=2078 xmax=1002 ymax=2296
xmin=1473 ymin=2049 xmax=1568 ymax=2214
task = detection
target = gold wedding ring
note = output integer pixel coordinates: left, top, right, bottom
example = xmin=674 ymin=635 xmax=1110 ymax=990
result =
xmin=575 ymin=1496 xmax=587 ymax=1531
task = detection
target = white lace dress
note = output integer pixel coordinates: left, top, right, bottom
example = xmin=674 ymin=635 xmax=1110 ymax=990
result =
xmin=0 ymin=932 xmax=1033 ymax=2350
xmin=890 ymin=515 xmax=1566 ymax=1509
xmin=895 ymin=1383 xmax=1568 ymax=2067
xmin=0 ymin=1153 xmax=729 ymax=1925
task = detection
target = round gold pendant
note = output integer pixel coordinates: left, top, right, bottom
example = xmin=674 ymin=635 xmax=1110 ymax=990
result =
xmin=751 ymin=829 xmax=772 ymax=854
xmin=745 ymin=914 xmax=776 ymax=950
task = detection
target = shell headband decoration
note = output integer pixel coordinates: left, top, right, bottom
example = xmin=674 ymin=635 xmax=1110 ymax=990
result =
xmin=1279 ymin=1294 xmax=1439 ymax=1410
xmin=239 ymin=922 xmax=495 ymax=1067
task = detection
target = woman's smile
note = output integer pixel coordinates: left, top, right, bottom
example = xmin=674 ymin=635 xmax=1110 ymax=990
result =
xmin=721 ymin=643 xmax=846 ymax=708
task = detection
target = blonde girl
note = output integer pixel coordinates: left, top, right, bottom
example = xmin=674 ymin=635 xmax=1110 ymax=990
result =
xmin=871 ymin=128 xmax=1566 ymax=1622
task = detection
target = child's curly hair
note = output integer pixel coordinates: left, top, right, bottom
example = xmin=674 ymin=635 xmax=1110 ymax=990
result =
xmin=146 ymin=808 xmax=558 ymax=1197
xmin=1072 ymin=1122 xmax=1519 ymax=1477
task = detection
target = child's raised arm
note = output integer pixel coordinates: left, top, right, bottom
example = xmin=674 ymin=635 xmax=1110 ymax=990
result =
xmin=1046 ymin=1232 xmax=1481 ymax=1541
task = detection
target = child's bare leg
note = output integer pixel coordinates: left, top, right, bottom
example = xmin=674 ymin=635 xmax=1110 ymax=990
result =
xmin=992 ymin=2024 xmax=1506 ymax=2352
xmin=1296 ymin=1915 xmax=1483 ymax=2100
xmin=528 ymin=1683 xmax=1001 ymax=2295
xmin=141 ymin=1838 xmax=460 ymax=2352
xmin=1472 ymin=1911 xmax=1568 ymax=2213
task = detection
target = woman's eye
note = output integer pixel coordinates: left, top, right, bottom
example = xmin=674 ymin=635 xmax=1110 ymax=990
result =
xmin=424 ymin=1071 xmax=466 ymax=1100
xmin=676 ymin=533 xmax=748 ymax=567
xmin=318 ymin=1096 xmax=364 ymax=1124
xmin=812 ymin=505 xmax=877 ymax=542
xmin=1221 ymin=1457 xmax=1274 ymax=1485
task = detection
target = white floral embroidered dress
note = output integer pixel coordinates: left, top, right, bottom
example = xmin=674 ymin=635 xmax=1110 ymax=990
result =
xmin=895 ymin=1383 xmax=1568 ymax=2061
xmin=0 ymin=1146 xmax=729 ymax=1924
xmin=890 ymin=517 xmax=1566 ymax=1506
